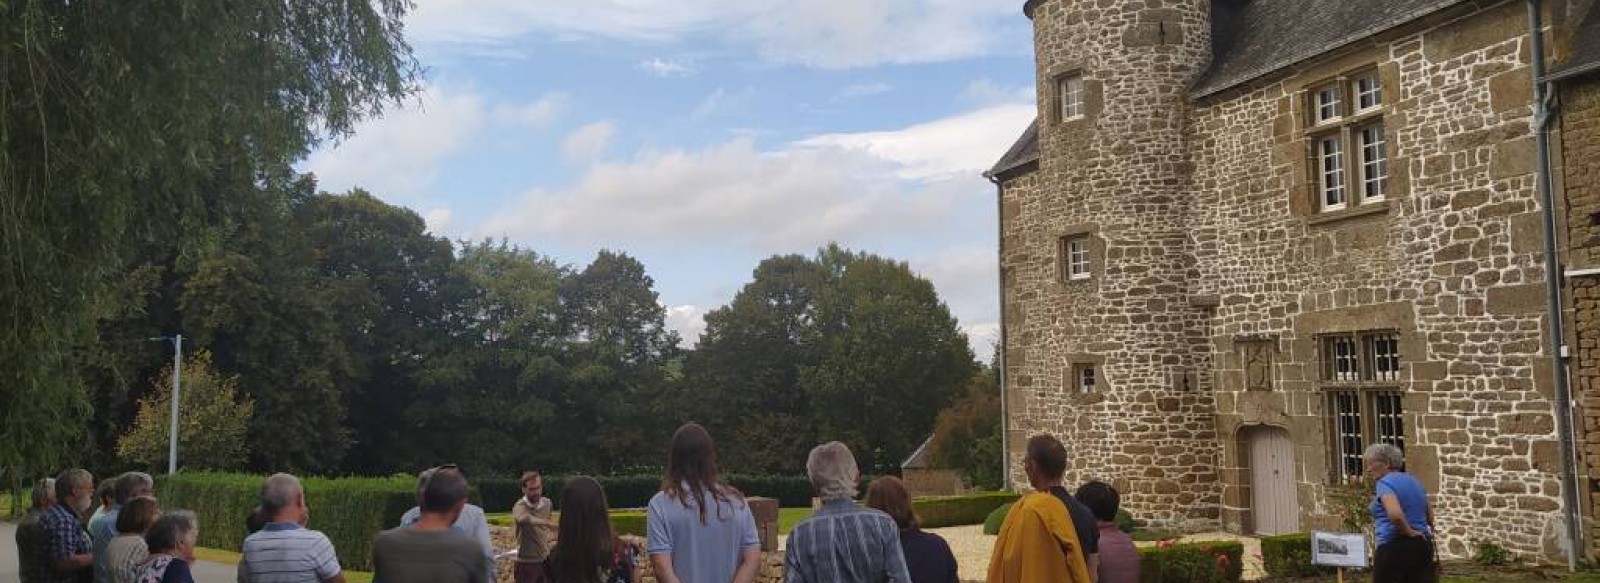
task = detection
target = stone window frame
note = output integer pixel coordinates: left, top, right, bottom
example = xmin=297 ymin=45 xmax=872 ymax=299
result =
xmin=1045 ymin=65 xmax=1101 ymax=127
xmin=1064 ymin=354 xmax=1107 ymax=395
xmin=1318 ymin=330 xmax=1406 ymax=484
xmin=1305 ymin=68 xmax=1390 ymax=216
xmin=1054 ymin=224 xmax=1103 ymax=287
xmin=1058 ymin=74 xmax=1085 ymax=121
xmin=1072 ymin=362 xmax=1097 ymax=392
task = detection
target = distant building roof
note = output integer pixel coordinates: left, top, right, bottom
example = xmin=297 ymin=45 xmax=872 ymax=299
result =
xmin=902 ymin=435 xmax=938 ymax=469
xmin=985 ymin=118 xmax=1040 ymax=178
xmin=1548 ymin=0 xmax=1600 ymax=82
xmin=1194 ymin=0 xmax=1475 ymax=97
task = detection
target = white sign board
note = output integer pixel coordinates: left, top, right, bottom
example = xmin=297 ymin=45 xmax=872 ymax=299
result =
xmin=1310 ymin=531 xmax=1369 ymax=568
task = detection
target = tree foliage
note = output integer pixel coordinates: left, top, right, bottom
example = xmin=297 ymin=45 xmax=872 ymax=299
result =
xmin=927 ymin=363 xmax=1004 ymax=490
xmin=117 ymin=351 xmax=255 ymax=472
xmin=686 ymin=245 xmax=978 ymax=475
xmin=0 ymin=0 xmax=418 ymax=474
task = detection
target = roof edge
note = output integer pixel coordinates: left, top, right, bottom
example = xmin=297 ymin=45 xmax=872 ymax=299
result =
xmin=1192 ymin=0 xmax=1483 ymax=99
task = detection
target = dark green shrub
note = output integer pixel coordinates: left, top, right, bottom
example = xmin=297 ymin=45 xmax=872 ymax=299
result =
xmin=156 ymin=472 xmax=413 ymax=571
xmin=982 ymin=502 xmax=1014 ymax=535
xmin=1115 ymin=508 xmax=1139 ymax=533
xmin=1137 ymin=541 xmax=1244 ymax=583
xmin=1473 ymin=539 xmax=1512 ymax=566
xmin=1261 ymin=533 xmax=1329 ymax=577
xmin=913 ymin=491 xmax=1019 ymax=528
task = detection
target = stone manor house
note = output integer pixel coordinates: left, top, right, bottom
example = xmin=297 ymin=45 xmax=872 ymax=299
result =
xmin=988 ymin=0 xmax=1600 ymax=561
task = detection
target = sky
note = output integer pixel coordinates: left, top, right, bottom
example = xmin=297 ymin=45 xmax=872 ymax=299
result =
xmin=300 ymin=0 xmax=1040 ymax=353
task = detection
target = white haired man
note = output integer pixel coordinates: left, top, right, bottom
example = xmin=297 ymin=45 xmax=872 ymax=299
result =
xmin=238 ymin=473 xmax=346 ymax=583
xmin=16 ymin=477 xmax=57 ymax=583
xmin=36 ymin=469 xmax=96 ymax=583
xmin=783 ymin=442 xmax=911 ymax=583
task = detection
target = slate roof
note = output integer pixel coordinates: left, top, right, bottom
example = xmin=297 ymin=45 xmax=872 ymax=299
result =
xmin=901 ymin=435 xmax=937 ymax=469
xmin=1193 ymin=0 xmax=1475 ymax=97
xmin=1548 ymin=0 xmax=1600 ymax=81
xmin=988 ymin=0 xmax=1487 ymax=176
xmin=985 ymin=118 xmax=1040 ymax=178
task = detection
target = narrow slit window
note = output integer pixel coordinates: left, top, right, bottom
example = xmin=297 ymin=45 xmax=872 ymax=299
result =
xmin=1320 ymin=136 xmax=1347 ymax=211
xmin=1358 ymin=124 xmax=1388 ymax=202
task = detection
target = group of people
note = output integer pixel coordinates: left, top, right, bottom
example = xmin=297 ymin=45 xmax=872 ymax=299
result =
xmin=15 ymin=470 xmax=200 ymax=583
xmin=15 ymin=422 xmax=1436 ymax=583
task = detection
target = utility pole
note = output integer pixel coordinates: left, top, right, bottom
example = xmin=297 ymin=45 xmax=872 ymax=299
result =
xmin=150 ymin=335 xmax=183 ymax=475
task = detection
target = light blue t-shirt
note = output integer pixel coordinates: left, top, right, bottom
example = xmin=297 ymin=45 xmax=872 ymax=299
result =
xmin=1371 ymin=472 xmax=1430 ymax=546
xmin=647 ymin=487 xmax=760 ymax=583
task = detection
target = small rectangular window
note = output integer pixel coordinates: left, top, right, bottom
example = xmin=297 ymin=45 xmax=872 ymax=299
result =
xmin=1358 ymin=124 xmax=1387 ymax=203
xmin=1315 ymin=85 xmax=1342 ymax=123
xmin=1067 ymin=238 xmax=1090 ymax=280
xmin=1059 ymin=75 xmax=1084 ymax=120
xmin=1331 ymin=390 xmax=1364 ymax=480
xmin=1373 ymin=390 xmax=1405 ymax=450
xmin=1074 ymin=364 xmax=1097 ymax=392
xmin=1368 ymin=333 xmax=1401 ymax=382
xmin=1355 ymin=74 xmax=1382 ymax=112
xmin=1326 ymin=335 xmax=1360 ymax=382
xmin=1319 ymin=136 xmax=1347 ymax=211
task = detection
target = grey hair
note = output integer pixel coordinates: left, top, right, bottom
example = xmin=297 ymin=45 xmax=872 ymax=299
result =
xmin=32 ymin=478 xmax=55 ymax=508
xmin=806 ymin=442 xmax=861 ymax=500
xmin=260 ymin=473 xmax=302 ymax=515
xmin=1363 ymin=443 xmax=1406 ymax=470
xmin=55 ymin=469 xmax=92 ymax=503
xmin=115 ymin=472 xmax=154 ymax=504
xmin=145 ymin=510 xmax=198 ymax=553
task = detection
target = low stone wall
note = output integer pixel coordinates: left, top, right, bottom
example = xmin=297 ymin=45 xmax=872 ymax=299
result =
xmin=490 ymin=527 xmax=785 ymax=583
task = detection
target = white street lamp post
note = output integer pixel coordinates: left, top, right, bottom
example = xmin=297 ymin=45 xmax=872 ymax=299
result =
xmin=150 ymin=334 xmax=183 ymax=475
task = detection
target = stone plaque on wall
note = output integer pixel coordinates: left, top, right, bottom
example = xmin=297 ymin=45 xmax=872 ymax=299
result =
xmin=1240 ymin=339 xmax=1275 ymax=391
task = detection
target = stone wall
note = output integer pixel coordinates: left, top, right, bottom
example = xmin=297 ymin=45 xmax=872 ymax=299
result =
xmin=1561 ymin=76 xmax=1600 ymax=549
xmin=1003 ymin=0 xmax=1221 ymax=531
xmin=1188 ymin=1 xmax=1566 ymax=559
xmin=1002 ymin=0 xmax=1580 ymax=561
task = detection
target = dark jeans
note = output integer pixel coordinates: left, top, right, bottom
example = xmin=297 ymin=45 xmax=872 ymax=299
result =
xmin=1373 ymin=536 xmax=1436 ymax=583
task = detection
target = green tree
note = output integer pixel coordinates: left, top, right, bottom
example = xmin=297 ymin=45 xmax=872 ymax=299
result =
xmin=0 ymin=0 xmax=418 ymax=473
xmin=927 ymin=364 xmax=1004 ymax=490
xmin=561 ymin=251 xmax=681 ymax=472
xmin=687 ymin=245 xmax=977 ymax=474
xmin=117 ymin=351 xmax=255 ymax=472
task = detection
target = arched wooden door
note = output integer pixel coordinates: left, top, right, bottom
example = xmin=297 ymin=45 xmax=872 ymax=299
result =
xmin=1247 ymin=426 xmax=1300 ymax=535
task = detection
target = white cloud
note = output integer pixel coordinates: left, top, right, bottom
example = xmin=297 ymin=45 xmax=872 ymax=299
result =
xmin=664 ymin=304 xmax=709 ymax=347
xmin=639 ymin=57 xmax=697 ymax=78
xmin=962 ymin=78 xmax=1036 ymax=106
xmin=562 ymin=122 xmax=617 ymax=163
xmin=798 ymin=102 xmax=1035 ymax=181
xmin=422 ymin=207 xmax=454 ymax=234
xmin=691 ymin=87 xmax=756 ymax=120
xmin=304 ymin=85 xmax=566 ymax=201
xmin=404 ymin=0 xmax=1025 ymax=69
xmin=910 ymin=245 xmax=1000 ymax=355
xmin=477 ymin=101 xmax=1027 ymax=253
xmin=833 ymin=82 xmax=894 ymax=101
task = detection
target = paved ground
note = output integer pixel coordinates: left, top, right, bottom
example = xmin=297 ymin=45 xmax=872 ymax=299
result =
xmin=0 ymin=520 xmax=238 ymax=582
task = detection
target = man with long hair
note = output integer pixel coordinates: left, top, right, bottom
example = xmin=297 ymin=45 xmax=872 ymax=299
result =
xmin=542 ymin=477 xmax=637 ymax=583
xmin=646 ymin=423 xmax=761 ymax=583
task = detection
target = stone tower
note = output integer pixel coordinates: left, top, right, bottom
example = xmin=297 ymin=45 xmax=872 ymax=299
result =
xmin=1001 ymin=0 xmax=1220 ymax=528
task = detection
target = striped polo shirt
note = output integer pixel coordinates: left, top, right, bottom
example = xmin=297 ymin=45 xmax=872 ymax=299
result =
xmin=784 ymin=498 xmax=912 ymax=583
xmin=239 ymin=522 xmax=343 ymax=583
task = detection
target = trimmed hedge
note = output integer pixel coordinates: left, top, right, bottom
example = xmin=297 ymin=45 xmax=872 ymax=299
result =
xmin=914 ymin=491 xmax=1018 ymax=528
xmin=1261 ymin=533 xmax=1330 ymax=577
xmin=473 ymin=475 xmax=819 ymax=511
xmin=982 ymin=502 xmax=1013 ymax=535
xmin=1138 ymin=541 xmax=1245 ymax=583
xmin=156 ymin=472 xmax=414 ymax=572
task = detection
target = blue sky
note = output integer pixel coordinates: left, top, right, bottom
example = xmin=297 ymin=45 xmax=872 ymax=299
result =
xmin=301 ymin=0 xmax=1040 ymax=350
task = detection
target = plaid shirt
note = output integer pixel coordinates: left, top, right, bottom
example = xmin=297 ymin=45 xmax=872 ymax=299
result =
xmin=784 ymin=498 xmax=912 ymax=583
xmin=34 ymin=503 xmax=92 ymax=583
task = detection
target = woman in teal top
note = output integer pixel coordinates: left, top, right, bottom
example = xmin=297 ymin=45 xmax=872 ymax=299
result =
xmin=1364 ymin=443 xmax=1435 ymax=583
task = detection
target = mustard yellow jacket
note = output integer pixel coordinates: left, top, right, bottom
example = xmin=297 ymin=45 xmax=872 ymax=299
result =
xmin=987 ymin=492 xmax=1093 ymax=583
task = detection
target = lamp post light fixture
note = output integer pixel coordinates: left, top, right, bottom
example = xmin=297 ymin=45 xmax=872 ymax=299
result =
xmin=148 ymin=334 xmax=183 ymax=475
